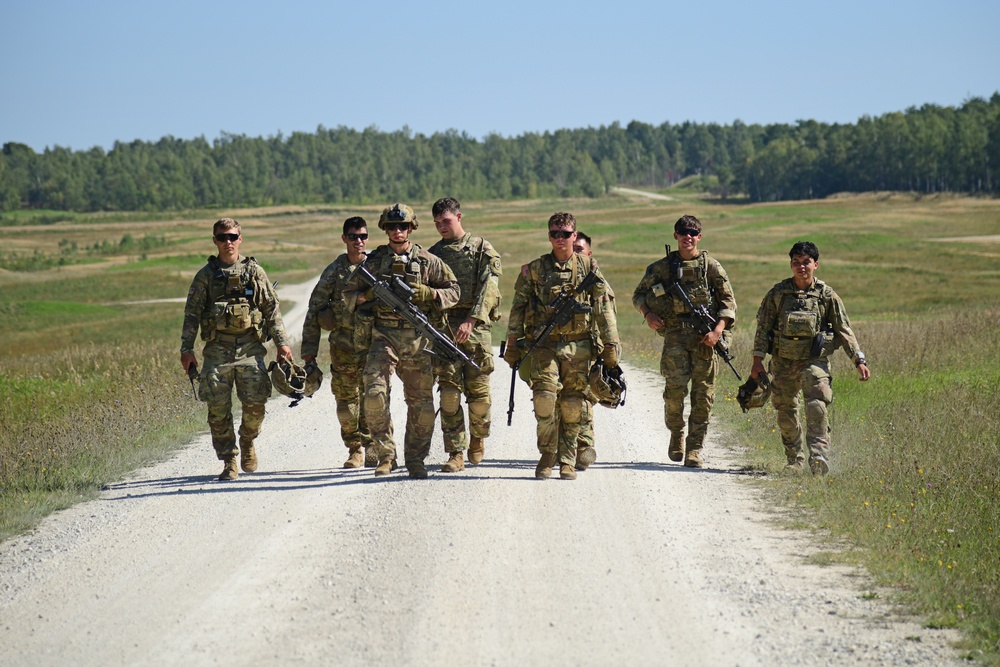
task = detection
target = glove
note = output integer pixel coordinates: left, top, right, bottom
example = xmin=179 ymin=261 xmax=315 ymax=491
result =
xmin=412 ymin=284 xmax=436 ymax=303
xmin=503 ymin=340 xmax=522 ymax=368
xmin=601 ymin=343 xmax=620 ymax=368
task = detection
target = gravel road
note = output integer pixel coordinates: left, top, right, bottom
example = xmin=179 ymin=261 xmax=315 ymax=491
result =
xmin=0 ymin=278 xmax=962 ymax=666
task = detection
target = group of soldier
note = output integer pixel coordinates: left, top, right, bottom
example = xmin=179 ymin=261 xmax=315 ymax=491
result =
xmin=180 ymin=203 xmax=870 ymax=482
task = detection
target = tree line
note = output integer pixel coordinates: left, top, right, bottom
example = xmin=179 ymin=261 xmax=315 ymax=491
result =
xmin=2 ymin=93 xmax=998 ymax=212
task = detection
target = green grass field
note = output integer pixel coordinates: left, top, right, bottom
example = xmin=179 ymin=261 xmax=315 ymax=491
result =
xmin=2 ymin=190 xmax=998 ymax=661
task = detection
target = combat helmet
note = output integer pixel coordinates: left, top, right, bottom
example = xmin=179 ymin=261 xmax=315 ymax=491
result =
xmin=736 ymin=373 xmax=772 ymax=413
xmin=589 ymin=359 xmax=628 ymax=409
xmin=269 ymin=359 xmax=308 ymax=407
xmin=378 ymin=203 xmax=417 ymax=230
xmin=303 ymin=360 xmax=323 ymax=397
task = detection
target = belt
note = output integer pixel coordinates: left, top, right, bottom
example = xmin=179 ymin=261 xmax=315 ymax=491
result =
xmin=548 ymin=332 xmax=591 ymax=343
xmin=215 ymin=332 xmax=258 ymax=345
xmin=375 ymin=318 xmax=414 ymax=329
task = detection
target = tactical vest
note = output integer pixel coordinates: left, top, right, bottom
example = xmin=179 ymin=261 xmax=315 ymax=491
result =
xmin=318 ymin=257 xmax=362 ymax=331
xmin=525 ymin=253 xmax=593 ymax=338
xmin=433 ymin=235 xmax=501 ymax=322
xmin=770 ymin=280 xmax=833 ymax=360
xmin=365 ymin=245 xmax=429 ymax=321
xmin=646 ymin=251 xmax=714 ymax=326
xmin=201 ymin=256 xmax=265 ymax=341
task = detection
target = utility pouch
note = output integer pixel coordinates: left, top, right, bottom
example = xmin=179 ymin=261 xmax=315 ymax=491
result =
xmin=317 ymin=304 xmax=337 ymax=331
xmin=781 ymin=310 xmax=819 ymax=339
xmin=226 ymin=301 xmax=253 ymax=330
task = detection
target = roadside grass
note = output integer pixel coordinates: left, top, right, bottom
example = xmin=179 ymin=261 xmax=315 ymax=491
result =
xmin=1 ymin=193 xmax=999 ymax=660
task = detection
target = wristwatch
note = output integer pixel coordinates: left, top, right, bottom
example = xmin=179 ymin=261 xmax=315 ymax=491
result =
xmin=854 ymin=352 xmax=867 ymax=366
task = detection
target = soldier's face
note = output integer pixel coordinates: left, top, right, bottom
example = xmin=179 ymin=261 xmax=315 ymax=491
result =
xmin=213 ymin=228 xmax=241 ymax=259
xmin=573 ymin=239 xmax=591 ymax=256
xmin=673 ymin=228 xmax=701 ymax=253
xmin=790 ymin=254 xmax=818 ymax=283
xmin=343 ymin=227 xmax=368 ymax=252
xmin=385 ymin=222 xmax=412 ymax=245
xmin=433 ymin=211 xmax=463 ymax=240
xmin=548 ymin=224 xmax=576 ymax=252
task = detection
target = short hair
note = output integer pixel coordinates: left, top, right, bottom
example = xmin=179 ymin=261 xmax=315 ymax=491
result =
xmin=213 ymin=218 xmax=241 ymax=235
xmin=548 ymin=212 xmax=576 ymax=230
xmin=343 ymin=216 xmax=367 ymax=235
xmin=673 ymin=215 xmax=702 ymax=235
xmin=576 ymin=231 xmax=592 ymax=247
xmin=789 ymin=241 xmax=820 ymax=262
xmin=432 ymin=197 xmax=461 ymax=218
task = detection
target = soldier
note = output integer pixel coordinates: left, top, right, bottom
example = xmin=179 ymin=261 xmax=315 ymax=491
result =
xmin=504 ymin=212 xmax=620 ymax=480
xmin=180 ymin=218 xmax=293 ymax=481
xmin=301 ymin=216 xmax=376 ymax=469
xmin=344 ymin=203 xmax=461 ymax=479
xmin=429 ymin=197 xmax=502 ymax=471
xmin=632 ymin=215 xmax=736 ymax=468
xmin=750 ymin=241 xmax=871 ymax=475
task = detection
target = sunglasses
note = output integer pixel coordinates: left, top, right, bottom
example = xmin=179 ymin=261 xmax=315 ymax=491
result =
xmin=346 ymin=233 xmax=368 ymax=241
xmin=384 ymin=223 xmax=410 ymax=232
xmin=215 ymin=233 xmax=240 ymax=243
xmin=676 ymin=228 xmax=700 ymax=237
xmin=548 ymin=230 xmax=575 ymax=240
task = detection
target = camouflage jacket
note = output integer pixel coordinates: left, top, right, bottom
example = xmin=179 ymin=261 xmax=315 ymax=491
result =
xmin=343 ymin=242 xmax=460 ymax=322
xmin=429 ymin=232 xmax=502 ymax=326
xmin=632 ymin=250 xmax=736 ymax=335
xmin=300 ymin=253 xmax=366 ymax=358
xmin=507 ymin=252 xmax=619 ymax=347
xmin=753 ymin=277 xmax=863 ymax=362
xmin=180 ymin=255 xmax=290 ymax=353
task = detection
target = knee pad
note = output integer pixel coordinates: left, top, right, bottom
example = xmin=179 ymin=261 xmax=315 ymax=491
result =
xmin=439 ymin=387 xmax=462 ymax=415
xmin=560 ymin=397 xmax=585 ymax=424
xmin=532 ymin=391 xmax=557 ymax=419
xmin=364 ymin=389 xmax=387 ymax=416
xmin=468 ymin=400 xmax=490 ymax=418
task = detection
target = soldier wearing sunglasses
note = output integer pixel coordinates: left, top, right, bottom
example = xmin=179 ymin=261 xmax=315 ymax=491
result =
xmin=504 ymin=212 xmax=620 ymax=480
xmin=180 ymin=218 xmax=293 ymax=480
xmin=631 ymin=215 xmax=736 ymax=468
xmin=301 ymin=217 xmax=377 ymax=469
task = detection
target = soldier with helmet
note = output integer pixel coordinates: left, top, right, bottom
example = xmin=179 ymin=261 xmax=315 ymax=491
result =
xmin=428 ymin=197 xmax=503 ymax=471
xmin=631 ymin=215 xmax=736 ymax=468
xmin=344 ymin=204 xmax=461 ymax=479
xmin=301 ymin=216 xmax=376 ymax=469
xmin=504 ymin=212 xmax=620 ymax=480
xmin=180 ymin=218 xmax=293 ymax=481
xmin=750 ymin=241 xmax=870 ymax=475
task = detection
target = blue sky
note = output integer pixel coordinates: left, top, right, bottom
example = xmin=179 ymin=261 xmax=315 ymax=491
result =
xmin=2 ymin=0 xmax=997 ymax=152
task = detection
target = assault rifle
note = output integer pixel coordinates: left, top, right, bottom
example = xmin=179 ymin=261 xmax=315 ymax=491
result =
xmin=186 ymin=361 xmax=199 ymax=401
xmin=667 ymin=282 xmax=742 ymax=381
xmin=355 ymin=265 xmax=479 ymax=370
xmin=502 ymin=270 xmax=602 ymax=425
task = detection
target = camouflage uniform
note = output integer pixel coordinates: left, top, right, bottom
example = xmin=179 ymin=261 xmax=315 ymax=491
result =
xmin=428 ymin=233 xmax=502 ymax=453
xmin=632 ymin=250 xmax=736 ymax=460
xmin=301 ymin=253 xmax=374 ymax=455
xmin=753 ymin=277 xmax=864 ymax=471
xmin=577 ymin=284 xmax=616 ymax=458
xmin=507 ymin=253 xmax=619 ymax=466
xmin=181 ymin=256 xmax=290 ymax=460
xmin=344 ymin=244 xmax=460 ymax=469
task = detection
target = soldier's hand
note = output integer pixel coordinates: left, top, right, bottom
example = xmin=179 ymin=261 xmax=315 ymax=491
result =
xmin=643 ymin=311 xmax=664 ymax=332
xmin=455 ymin=317 xmax=476 ymax=344
xmin=857 ymin=363 xmax=871 ymax=381
xmin=302 ymin=354 xmax=316 ymax=364
xmin=503 ymin=337 xmax=522 ymax=368
xmin=181 ymin=352 xmax=197 ymax=373
xmin=701 ymin=329 xmax=721 ymax=348
xmin=277 ymin=345 xmax=293 ymax=363
xmin=413 ymin=284 xmax=436 ymax=303
xmin=601 ymin=343 xmax=620 ymax=368
xmin=750 ymin=357 xmax=767 ymax=380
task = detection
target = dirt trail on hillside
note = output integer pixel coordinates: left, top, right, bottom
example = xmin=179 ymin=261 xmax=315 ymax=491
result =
xmin=0 ymin=277 xmax=961 ymax=666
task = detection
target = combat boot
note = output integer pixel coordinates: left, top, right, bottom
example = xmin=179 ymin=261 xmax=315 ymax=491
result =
xmin=668 ymin=432 xmax=685 ymax=462
xmin=683 ymin=448 xmax=703 ymax=469
xmin=343 ymin=447 xmax=364 ymax=469
xmin=468 ymin=436 xmax=485 ymax=465
xmin=364 ymin=446 xmax=378 ymax=468
xmin=240 ymin=438 xmax=258 ymax=473
xmin=535 ymin=452 xmax=557 ymax=479
xmin=559 ymin=463 xmax=577 ymax=480
xmin=440 ymin=451 xmax=465 ymax=473
xmin=218 ymin=456 xmax=239 ymax=481
xmin=374 ymin=456 xmax=394 ymax=477
xmin=575 ymin=446 xmax=597 ymax=471
xmin=785 ymin=458 xmax=805 ymax=473
xmin=810 ymin=458 xmax=829 ymax=476
xmin=407 ymin=460 xmax=428 ymax=479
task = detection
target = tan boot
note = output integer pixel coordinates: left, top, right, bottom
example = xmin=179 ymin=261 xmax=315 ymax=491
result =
xmin=240 ymin=439 xmax=258 ymax=473
xmin=575 ymin=446 xmax=597 ymax=471
xmin=374 ymin=456 xmax=394 ymax=476
xmin=441 ymin=451 xmax=465 ymax=473
xmin=559 ymin=463 xmax=577 ymax=480
xmin=468 ymin=436 xmax=485 ymax=465
xmin=535 ymin=452 xmax=557 ymax=479
xmin=343 ymin=447 xmax=364 ymax=469
xmin=668 ymin=432 xmax=685 ymax=463
xmin=407 ymin=461 xmax=428 ymax=479
xmin=218 ymin=456 xmax=239 ymax=481
xmin=684 ymin=448 xmax=703 ymax=469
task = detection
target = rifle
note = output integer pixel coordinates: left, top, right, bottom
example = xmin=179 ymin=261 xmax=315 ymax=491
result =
xmin=355 ymin=265 xmax=480 ymax=370
xmin=667 ymin=281 xmax=742 ymax=380
xmin=504 ymin=270 xmax=602 ymax=425
xmin=186 ymin=361 xmax=199 ymax=401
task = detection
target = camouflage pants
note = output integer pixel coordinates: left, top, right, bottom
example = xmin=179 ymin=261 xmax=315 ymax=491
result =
xmin=435 ymin=342 xmax=494 ymax=453
xmin=660 ymin=328 xmax=718 ymax=452
xmin=329 ymin=331 xmax=372 ymax=451
xmin=769 ymin=357 xmax=834 ymax=467
xmin=198 ymin=340 xmax=272 ymax=459
xmin=363 ymin=325 xmax=435 ymax=467
xmin=528 ymin=340 xmax=593 ymax=466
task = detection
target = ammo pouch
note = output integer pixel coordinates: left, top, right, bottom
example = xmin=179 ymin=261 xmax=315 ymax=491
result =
xmin=316 ymin=304 xmax=337 ymax=331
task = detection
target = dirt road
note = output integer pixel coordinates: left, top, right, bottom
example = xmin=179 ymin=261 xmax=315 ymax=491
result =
xmin=0 ymin=279 xmax=961 ymax=666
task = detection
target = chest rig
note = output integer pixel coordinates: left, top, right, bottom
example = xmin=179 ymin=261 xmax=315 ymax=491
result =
xmin=527 ymin=253 xmax=592 ymax=337
xmin=648 ymin=249 xmax=713 ymax=324
xmin=205 ymin=256 xmax=263 ymax=337
xmin=772 ymin=281 xmax=830 ymax=360
xmin=370 ymin=246 xmax=426 ymax=319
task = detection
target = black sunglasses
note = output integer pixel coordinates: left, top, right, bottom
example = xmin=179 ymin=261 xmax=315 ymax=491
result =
xmin=676 ymin=228 xmax=700 ymax=237
xmin=215 ymin=233 xmax=240 ymax=243
xmin=548 ymin=230 xmax=575 ymax=240
xmin=346 ymin=233 xmax=368 ymax=241
xmin=384 ymin=223 xmax=410 ymax=232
